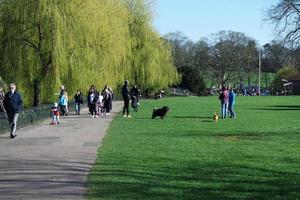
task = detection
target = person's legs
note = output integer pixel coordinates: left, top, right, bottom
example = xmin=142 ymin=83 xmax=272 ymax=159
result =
xmin=125 ymin=99 xmax=130 ymax=116
xmin=7 ymin=112 xmax=14 ymax=136
xmin=224 ymin=102 xmax=228 ymax=118
xmin=92 ymin=104 xmax=97 ymax=117
xmin=123 ymin=98 xmax=130 ymax=117
xmin=89 ymin=105 xmax=93 ymax=116
xmin=123 ymin=99 xmax=127 ymax=116
xmin=78 ymin=103 xmax=81 ymax=115
xmin=60 ymin=105 xmax=64 ymax=116
xmin=229 ymin=104 xmax=236 ymax=118
xmin=75 ymin=103 xmax=78 ymax=114
xmin=221 ymin=103 xmax=225 ymax=118
xmin=11 ymin=113 xmax=19 ymax=136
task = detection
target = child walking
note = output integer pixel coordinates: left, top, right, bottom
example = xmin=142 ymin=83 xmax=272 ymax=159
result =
xmin=50 ymin=102 xmax=60 ymax=125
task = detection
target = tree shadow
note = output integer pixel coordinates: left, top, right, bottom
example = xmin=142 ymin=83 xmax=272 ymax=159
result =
xmin=256 ymin=105 xmax=300 ymax=111
xmin=170 ymin=116 xmax=212 ymax=119
xmin=87 ymin=157 xmax=300 ymax=199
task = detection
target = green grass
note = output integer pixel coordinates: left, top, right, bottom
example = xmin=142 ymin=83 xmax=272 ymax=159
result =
xmin=86 ymin=96 xmax=300 ymax=200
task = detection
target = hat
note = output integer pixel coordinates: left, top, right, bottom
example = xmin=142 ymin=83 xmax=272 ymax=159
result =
xmin=54 ymin=102 xmax=58 ymax=107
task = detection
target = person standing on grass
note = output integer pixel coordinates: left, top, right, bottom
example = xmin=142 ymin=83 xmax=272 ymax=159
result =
xmin=219 ymin=86 xmax=229 ymax=118
xmin=228 ymin=88 xmax=236 ymax=118
xmin=121 ymin=80 xmax=134 ymax=118
xmin=74 ymin=90 xmax=83 ymax=115
xmin=3 ymin=83 xmax=23 ymax=138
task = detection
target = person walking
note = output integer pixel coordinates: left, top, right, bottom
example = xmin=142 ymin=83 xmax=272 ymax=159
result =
xmin=103 ymin=87 xmax=112 ymax=116
xmin=228 ymin=88 xmax=236 ymax=118
xmin=0 ymin=84 xmax=6 ymax=112
xmin=50 ymin=102 xmax=60 ymax=125
xmin=3 ymin=83 xmax=23 ymax=138
xmin=59 ymin=90 xmax=68 ymax=116
xmin=74 ymin=90 xmax=83 ymax=115
xmin=87 ymin=89 xmax=98 ymax=118
xmin=121 ymin=80 xmax=134 ymax=118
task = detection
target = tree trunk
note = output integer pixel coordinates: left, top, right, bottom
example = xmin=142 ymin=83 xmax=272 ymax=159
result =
xmin=247 ymin=72 xmax=251 ymax=87
xmin=33 ymin=78 xmax=41 ymax=106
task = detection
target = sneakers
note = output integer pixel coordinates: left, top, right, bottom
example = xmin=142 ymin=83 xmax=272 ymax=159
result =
xmin=127 ymin=115 xmax=132 ymax=118
xmin=123 ymin=115 xmax=127 ymax=118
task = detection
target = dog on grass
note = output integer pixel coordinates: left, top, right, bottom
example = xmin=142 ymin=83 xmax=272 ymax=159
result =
xmin=213 ymin=112 xmax=219 ymax=122
xmin=151 ymin=106 xmax=169 ymax=119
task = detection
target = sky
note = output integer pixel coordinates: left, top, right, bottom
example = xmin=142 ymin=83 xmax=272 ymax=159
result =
xmin=153 ymin=0 xmax=278 ymax=45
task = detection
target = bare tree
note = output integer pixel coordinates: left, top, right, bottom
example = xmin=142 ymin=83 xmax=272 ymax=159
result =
xmin=266 ymin=0 xmax=300 ymax=45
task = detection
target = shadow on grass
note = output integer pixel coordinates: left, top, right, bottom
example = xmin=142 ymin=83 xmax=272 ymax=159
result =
xmin=87 ymin=159 xmax=300 ymax=199
xmin=256 ymin=105 xmax=300 ymax=111
xmin=170 ymin=116 xmax=212 ymax=119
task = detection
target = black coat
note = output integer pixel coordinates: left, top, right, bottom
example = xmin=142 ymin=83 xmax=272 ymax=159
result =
xmin=3 ymin=92 xmax=23 ymax=113
xmin=121 ymin=85 xmax=132 ymax=99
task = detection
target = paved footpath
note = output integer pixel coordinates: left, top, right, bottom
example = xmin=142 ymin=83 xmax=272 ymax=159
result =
xmin=0 ymin=101 xmax=123 ymax=200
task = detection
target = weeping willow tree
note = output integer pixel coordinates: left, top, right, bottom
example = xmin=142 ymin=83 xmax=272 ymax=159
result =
xmin=0 ymin=0 xmax=178 ymax=106
xmin=125 ymin=0 xmax=178 ymax=90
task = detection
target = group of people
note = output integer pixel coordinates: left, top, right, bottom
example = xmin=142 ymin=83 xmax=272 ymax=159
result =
xmin=1 ymin=81 xmax=239 ymax=140
xmin=218 ymin=86 xmax=236 ymax=119
xmin=86 ymin=84 xmax=114 ymax=118
xmin=50 ymin=84 xmax=114 ymax=124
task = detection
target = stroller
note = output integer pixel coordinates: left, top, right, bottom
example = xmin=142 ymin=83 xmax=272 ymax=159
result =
xmin=131 ymin=96 xmax=139 ymax=112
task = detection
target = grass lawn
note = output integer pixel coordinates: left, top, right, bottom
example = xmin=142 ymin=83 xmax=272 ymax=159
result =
xmin=86 ymin=96 xmax=300 ymax=200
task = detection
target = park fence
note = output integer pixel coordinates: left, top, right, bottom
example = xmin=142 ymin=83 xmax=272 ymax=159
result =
xmin=0 ymin=103 xmax=76 ymax=134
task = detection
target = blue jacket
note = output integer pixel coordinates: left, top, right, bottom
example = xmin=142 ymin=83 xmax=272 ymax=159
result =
xmin=3 ymin=91 xmax=23 ymax=113
xmin=229 ymin=91 xmax=236 ymax=105
xmin=60 ymin=95 xmax=68 ymax=106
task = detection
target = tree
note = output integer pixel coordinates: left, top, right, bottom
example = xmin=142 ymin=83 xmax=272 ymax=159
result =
xmin=209 ymin=31 xmax=250 ymax=87
xmin=178 ymin=65 xmax=206 ymax=95
xmin=262 ymin=41 xmax=289 ymax=73
xmin=0 ymin=0 xmax=178 ymax=106
xmin=271 ymin=66 xmax=298 ymax=93
xmin=266 ymin=0 xmax=300 ymax=45
xmin=163 ymin=32 xmax=191 ymax=69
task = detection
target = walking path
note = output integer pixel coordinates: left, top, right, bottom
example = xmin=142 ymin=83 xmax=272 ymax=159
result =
xmin=0 ymin=101 xmax=123 ymax=200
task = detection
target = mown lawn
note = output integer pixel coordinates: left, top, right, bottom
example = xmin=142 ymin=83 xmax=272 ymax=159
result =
xmin=86 ymin=96 xmax=300 ymax=200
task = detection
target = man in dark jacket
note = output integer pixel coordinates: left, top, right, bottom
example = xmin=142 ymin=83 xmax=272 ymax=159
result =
xmin=121 ymin=80 xmax=134 ymax=118
xmin=3 ymin=83 xmax=23 ymax=138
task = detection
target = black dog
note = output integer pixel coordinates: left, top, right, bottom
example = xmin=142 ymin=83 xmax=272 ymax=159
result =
xmin=151 ymin=106 xmax=169 ymax=119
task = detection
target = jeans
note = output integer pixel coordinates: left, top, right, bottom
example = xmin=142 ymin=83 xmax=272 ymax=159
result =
xmin=52 ymin=114 xmax=60 ymax=124
xmin=7 ymin=112 xmax=19 ymax=135
xmin=228 ymin=103 xmax=236 ymax=118
xmin=221 ymin=102 xmax=228 ymax=118
xmin=75 ymin=103 xmax=81 ymax=114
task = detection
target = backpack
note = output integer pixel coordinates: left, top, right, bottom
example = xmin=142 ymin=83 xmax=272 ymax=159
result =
xmin=219 ymin=92 xmax=225 ymax=101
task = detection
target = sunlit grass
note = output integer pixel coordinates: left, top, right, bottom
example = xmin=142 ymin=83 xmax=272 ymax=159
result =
xmin=87 ymin=96 xmax=300 ymax=199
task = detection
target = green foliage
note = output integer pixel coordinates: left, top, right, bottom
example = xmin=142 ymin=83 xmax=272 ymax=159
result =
xmin=179 ymin=65 xmax=206 ymax=95
xmin=272 ymin=66 xmax=298 ymax=91
xmin=87 ymin=96 xmax=300 ymax=199
xmin=0 ymin=0 xmax=178 ymax=106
